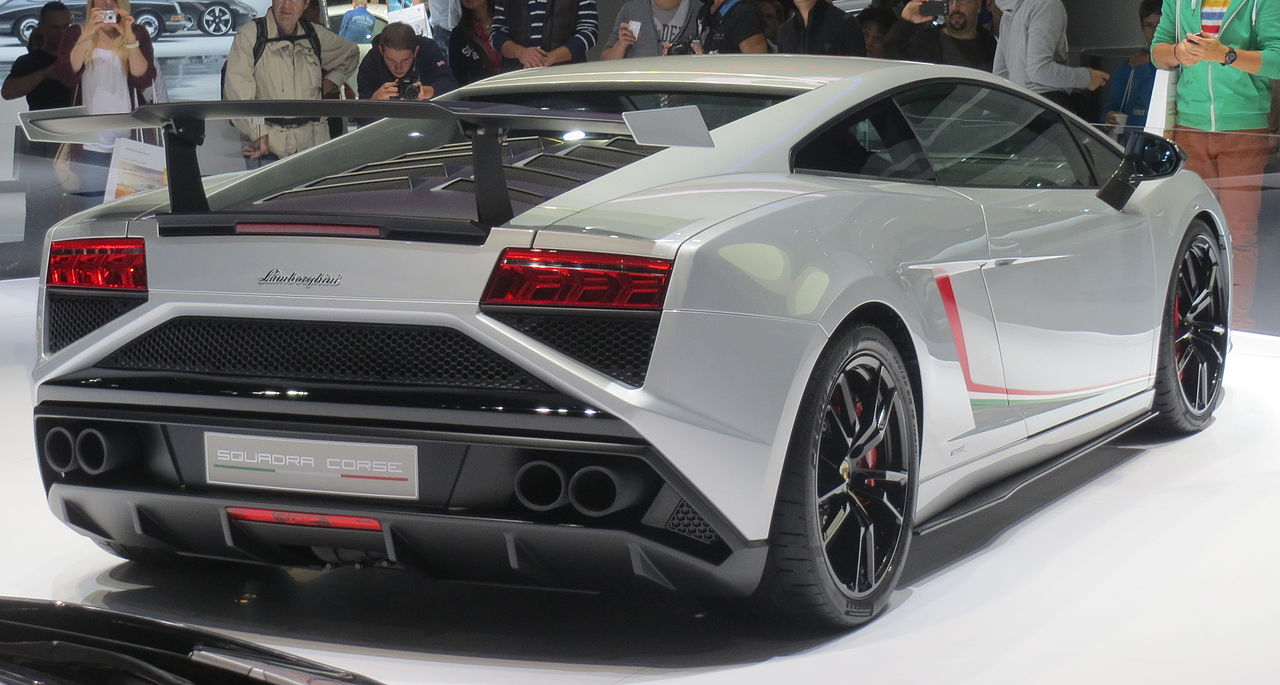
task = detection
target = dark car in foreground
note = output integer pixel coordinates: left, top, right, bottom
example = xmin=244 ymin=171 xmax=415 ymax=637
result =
xmin=0 ymin=0 xmax=190 ymax=43
xmin=0 ymin=596 xmax=385 ymax=684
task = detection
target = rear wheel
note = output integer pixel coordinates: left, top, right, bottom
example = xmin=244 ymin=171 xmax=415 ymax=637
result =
xmin=199 ymin=4 xmax=234 ymax=36
xmin=1149 ymin=219 xmax=1228 ymax=434
xmin=134 ymin=11 xmax=162 ymax=41
xmin=754 ymin=324 xmax=919 ymax=629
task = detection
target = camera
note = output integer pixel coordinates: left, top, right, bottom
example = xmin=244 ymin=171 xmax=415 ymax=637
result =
xmin=666 ymin=39 xmax=698 ymax=56
xmin=919 ymin=1 xmax=947 ymax=16
xmin=394 ymin=78 xmax=420 ymax=100
xmin=100 ymin=9 xmax=118 ymax=23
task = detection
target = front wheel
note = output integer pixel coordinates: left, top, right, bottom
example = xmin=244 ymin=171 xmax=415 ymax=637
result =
xmin=1149 ymin=220 xmax=1229 ymax=434
xmin=753 ymin=324 xmax=919 ymax=629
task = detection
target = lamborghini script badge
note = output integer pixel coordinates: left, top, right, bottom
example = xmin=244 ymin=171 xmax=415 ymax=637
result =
xmin=258 ymin=269 xmax=343 ymax=288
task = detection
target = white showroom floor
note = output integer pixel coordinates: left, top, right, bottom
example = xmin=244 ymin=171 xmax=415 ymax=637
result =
xmin=1 ymin=276 xmax=1277 ymax=685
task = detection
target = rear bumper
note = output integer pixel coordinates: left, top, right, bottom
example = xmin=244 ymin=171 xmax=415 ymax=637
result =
xmin=48 ymin=483 xmax=767 ymax=596
xmin=34 ymin=394 xmax=767 ymax=597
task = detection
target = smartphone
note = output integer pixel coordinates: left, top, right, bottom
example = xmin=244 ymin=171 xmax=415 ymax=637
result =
xmin=919 ymin=1 xmax=947 ymax=16
xmin=100 ymin=9 xmax=118 ymax=22
xmin=628 ymin=20 xmax=642 ymax=39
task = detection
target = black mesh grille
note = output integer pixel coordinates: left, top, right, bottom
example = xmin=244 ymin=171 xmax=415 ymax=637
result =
xmin=666 ymin=500 xmax=719 ymax=545
xmin=47 ymin=291 xmax=146 ymax=353
xmin=100 ymin=317 xmax=549 ymax=391
xmin=490 ymin=312 xmax=658 ymax=386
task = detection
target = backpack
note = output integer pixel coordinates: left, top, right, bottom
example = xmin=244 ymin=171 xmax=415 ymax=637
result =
xmin=221 ymin=17 xmax=323 ymax=99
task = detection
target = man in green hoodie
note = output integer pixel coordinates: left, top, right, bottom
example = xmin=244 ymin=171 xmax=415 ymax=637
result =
xmin=1152 ymin=0 xmax=1280 ymax=329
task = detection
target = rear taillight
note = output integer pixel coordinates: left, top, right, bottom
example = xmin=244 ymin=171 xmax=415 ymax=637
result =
xmin=47 ymin=238 xmax=146 ymax=291
xmin=481 ymin=248 xmax=672 ymax=309
xmin=225 ymin=507 xmax=383 ymax=532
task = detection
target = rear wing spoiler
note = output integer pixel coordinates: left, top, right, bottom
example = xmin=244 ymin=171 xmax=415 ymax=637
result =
xmin=21 ymin=100 xmax=710 ymax=226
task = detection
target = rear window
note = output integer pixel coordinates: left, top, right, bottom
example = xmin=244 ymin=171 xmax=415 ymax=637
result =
xmin=454 ymin=90 xmax=793 ymax=129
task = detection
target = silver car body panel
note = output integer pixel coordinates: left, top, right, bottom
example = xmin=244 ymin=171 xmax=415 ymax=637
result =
xmin=33 ymin=56 xmax=1229 ymax=543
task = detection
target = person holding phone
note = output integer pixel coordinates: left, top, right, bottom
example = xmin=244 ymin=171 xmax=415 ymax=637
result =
xmin=53 ymin=0 xmax=157 ymax=202
xmin=992 ymin=0 xmax=1108 ymax=111
xmin=888 ymin=0 xmax=996 ymax=71
xmin=1151 ymin=0 xmax=1280 ymax=330
xmin=601 ymin=0 xmax=698 ymax=59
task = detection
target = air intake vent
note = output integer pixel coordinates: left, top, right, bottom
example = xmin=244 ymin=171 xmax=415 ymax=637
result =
xmin=100 ymin=317 xmax=549 ymax=391
xmin=47 ymin=291 xmax=146 ymax=353
xmin=666 ymin=499 xmax=719 ymax=545
xmin=488 ymin=312 xmax=658 ymax=386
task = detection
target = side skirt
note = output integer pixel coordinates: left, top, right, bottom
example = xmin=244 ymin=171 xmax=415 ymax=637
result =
xmin=914 ymin=411 xmax=1156 ymax=535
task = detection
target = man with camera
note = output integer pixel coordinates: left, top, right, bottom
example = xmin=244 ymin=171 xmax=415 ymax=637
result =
xmin=888 ymin=0 xmax=996 ymax=71
xmin=357 ymin=22 xmax=459 ymax=101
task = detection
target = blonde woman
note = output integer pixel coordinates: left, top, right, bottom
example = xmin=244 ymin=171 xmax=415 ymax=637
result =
xmin=54 ymin=0 xmax=156 ymax=198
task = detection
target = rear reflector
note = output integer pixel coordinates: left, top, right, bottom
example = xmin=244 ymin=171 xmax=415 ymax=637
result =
xmin=225 ymin=507 xmax=383 ymax=532
xmin=235 ymin=223 xmax=382 ymax=237
xmin=482 ymin=248 xmax=672 ymax=309
xmin=47 ymin=238 xmax=146 ymax=291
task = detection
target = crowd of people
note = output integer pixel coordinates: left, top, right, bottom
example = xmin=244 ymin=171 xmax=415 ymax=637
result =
xmin=1 ymin=0 xmax=1277 ymax=325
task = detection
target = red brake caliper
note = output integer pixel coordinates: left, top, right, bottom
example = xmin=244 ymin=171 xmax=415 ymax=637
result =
xmin=1174 ymin=294 xmax=1184 ymax=380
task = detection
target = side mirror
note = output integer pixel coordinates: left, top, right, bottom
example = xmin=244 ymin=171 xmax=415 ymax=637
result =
xmin=1096 ymin=132 xmax=1187 ymax=211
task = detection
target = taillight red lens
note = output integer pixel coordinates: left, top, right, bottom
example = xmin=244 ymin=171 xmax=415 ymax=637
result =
xmin=225 ymin=506 xmax=383 ymax=532
xmin=481 ymin=248 xmax=672 ymax=309
xmin=47 ymin=238 xmax=146 ymax=291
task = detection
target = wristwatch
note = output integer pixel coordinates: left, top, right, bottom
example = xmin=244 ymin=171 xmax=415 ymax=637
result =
xmin=1222 ymin=46 xmax=1238 ymax=67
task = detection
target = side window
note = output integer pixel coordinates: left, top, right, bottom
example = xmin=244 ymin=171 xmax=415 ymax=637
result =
xmin=1070 ymin=122 xmax=1124 ymax=184
xmin=893 ymin=84 xmax=1095 ymax=189
xmin=793 ymin=98 xmax=935 ymax=182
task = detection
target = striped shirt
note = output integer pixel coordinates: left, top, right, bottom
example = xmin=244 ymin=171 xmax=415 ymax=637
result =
xmin=1201 ymin=0 xmax=1231 ymax=35
xmin=492 ymin=0 xmax=599 ymax=62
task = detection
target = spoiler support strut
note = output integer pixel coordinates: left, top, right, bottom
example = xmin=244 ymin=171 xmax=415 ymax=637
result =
xmin=163 ymin=119 xmax=208 ymax=214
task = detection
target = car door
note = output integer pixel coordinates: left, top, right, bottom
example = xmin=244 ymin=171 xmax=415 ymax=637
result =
xmin=893 ymin=82 xmax=1156 ymax=436
xmin=792 ymin=96 xmax=1027 ymax=476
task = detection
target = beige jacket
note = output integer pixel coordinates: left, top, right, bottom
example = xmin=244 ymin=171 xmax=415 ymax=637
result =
xmin=224 ymin=9 xmax=358 ymax=158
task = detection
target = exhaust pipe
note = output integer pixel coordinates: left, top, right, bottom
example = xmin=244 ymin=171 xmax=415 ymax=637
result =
xmin=568 ymin=464 xmax=650 ymax=517
xmin=43 ymin=426 xmax=78 ymax=474
xmin=513 ymin=461 xmax=570 ymax=511
xmin=74 ymin=426 xmax=138 ymax=476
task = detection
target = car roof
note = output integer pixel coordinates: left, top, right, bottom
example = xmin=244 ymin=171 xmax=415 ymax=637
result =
xmin=454 ymin=55 xmax=923 ymax=97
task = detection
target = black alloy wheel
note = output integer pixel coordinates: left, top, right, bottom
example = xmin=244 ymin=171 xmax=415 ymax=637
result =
xmin=134 ymin=11 xmax=162 ymax=41
xmin=1151 ymin=219 xmax=1228 ymax=434
xmin=756 ymin=324 xmax=918 ymax=628
xmin=199 ymin=4 xmax=233 ymax=35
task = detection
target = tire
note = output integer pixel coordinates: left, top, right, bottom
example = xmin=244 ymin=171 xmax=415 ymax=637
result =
xmin=1149 ymin=219 xmax=1229 ymax=434
xmin=14 ymin=15 xmax=38 ymax=44
xmin=198 ymin=4 xmax=234 ymax=36
xmin=134 ymin=11 xmax=162 ymax=41
xmin=753 ymin=324 xmax=919 ymax=629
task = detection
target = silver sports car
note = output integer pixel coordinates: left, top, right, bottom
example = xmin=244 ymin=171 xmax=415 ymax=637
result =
xmin=22 ymin=56 xmax=1228 ymax=629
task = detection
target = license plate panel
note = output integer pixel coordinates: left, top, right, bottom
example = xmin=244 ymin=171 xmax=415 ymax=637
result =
xmin=205 ymin=432 xmax=419 ymax=499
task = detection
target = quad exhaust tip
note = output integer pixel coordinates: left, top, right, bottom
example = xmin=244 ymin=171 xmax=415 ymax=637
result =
xmin=42 ymin=426 xmax=78 ymax=474
xmin=513 ymin=461 xmax=570 ymax=512
xmin=567 ymin=464 xmax=649 ymax=518
xmin=42 ymin=424 xmax=138 ymax=476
